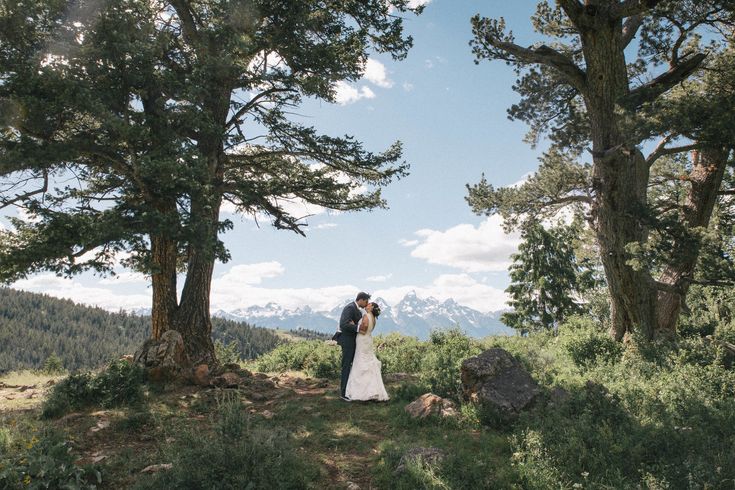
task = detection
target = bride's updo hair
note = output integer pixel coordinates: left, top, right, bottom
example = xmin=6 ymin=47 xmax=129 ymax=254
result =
xmin=369 ymin=302 xmax=381 ymax=318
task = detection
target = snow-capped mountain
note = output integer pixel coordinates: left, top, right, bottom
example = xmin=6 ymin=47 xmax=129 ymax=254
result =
xmin=212 ymin=291 xmax=514 ymax=339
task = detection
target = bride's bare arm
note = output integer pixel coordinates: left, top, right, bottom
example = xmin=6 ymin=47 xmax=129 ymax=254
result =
xmin=358 ymin=315 xmax=369 ymax=334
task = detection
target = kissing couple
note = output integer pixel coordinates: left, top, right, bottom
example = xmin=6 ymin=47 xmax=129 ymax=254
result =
xmin=332 ymin=292 xmax=390 ymax=402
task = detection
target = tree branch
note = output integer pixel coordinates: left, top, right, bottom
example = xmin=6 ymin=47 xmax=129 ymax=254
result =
xmin=482 ymin=37 xmax=587 ymax=92
xmin=619 ymin=53 xmax=707 ymax=110
xmin=225 ymin=87 xmax=295 ymax=129
xmin=545 ymin=195 xmax=593 ymax=206
xmin=612 ymin=0 xmax=664 ymax=20
xmin=718 ymin=189 xmax=735 ymax=195
xmin=0 ymin=170 xmax=48 ymax=210
xmin=168 ymin=0 xmax=201 ymax=47
xmin=556 ymin=0 xmax=585 ymax=28
xmin=646 ymin=139 xmax=701 ymax=167
xmin=621 ymin=15 xmax=643 ymax=48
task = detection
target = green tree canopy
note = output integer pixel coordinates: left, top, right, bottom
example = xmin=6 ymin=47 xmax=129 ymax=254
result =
xmin=0 ymin=0 xmax=421 ymax=364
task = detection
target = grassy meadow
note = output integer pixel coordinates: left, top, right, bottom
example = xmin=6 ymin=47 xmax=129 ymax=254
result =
xmin=1 ymin=320 xmax=734 ymax=489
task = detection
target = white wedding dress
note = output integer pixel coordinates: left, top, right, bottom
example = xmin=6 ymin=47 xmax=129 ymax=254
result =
xmin=345 ymin=313 xmax=390 ymax=401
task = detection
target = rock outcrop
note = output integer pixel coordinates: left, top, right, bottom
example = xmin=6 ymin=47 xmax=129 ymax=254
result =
xmin=460 ymin=348 xmax=541 ymax=421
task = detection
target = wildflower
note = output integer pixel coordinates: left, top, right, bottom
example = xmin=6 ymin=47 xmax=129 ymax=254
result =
xmin=23 ymin=474 xmax=31 ymax=485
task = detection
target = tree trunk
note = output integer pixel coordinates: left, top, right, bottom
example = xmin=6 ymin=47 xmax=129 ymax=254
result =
xmin=580 ymin=16 xmax=658 ymax=340
xmin=150 ymin=233 xmax=179 ymax=340
xmin=594 ymin=148 xmax=658 ymax=340
xmin=172 ymin=155 xmax=224 ymax=367
xmin=656 ymin=147 xmax=730 ymax=333
xmin=174 ymin=245 xmax=217 ymax=367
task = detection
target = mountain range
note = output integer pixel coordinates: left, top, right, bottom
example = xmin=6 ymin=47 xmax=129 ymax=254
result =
xmin=211 ymin=291 xmax=514 ymax=339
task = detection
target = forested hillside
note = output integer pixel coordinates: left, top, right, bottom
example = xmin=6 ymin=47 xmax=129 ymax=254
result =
xmin=0 ymin=288 xmax=285 ymax=372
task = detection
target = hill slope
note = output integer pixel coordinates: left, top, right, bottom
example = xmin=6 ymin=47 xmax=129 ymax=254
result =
xmin=0 ymin=288 xmax=285 ymax=372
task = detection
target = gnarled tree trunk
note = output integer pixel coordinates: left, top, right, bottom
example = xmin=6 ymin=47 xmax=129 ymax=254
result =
xmin=656 ymin=147 xmax=730 ymax=333
xmin=581 ymin=18 xmax=659 ymax=340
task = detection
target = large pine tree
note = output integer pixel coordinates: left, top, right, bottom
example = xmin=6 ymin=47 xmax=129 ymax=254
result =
xmin=0 ymin=0 xmax=422 ymax=365
xmin=467 ymin=1 xmax=735 ymax=340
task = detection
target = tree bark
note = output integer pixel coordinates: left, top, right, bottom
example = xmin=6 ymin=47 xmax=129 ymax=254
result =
xmin=656 ymin=147 xmax=730 ymax=333
xmin=150 ymin=233 xmax=179 ymax=340
xmin=578 ymin=14 xmax=659 ymax=340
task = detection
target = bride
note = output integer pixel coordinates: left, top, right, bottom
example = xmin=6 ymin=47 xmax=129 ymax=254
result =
xmin=345 ymin=302 xmax=390 ymax=401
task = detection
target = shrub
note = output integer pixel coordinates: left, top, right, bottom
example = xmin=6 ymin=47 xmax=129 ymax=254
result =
xmin=559 ymin=316 xmax=623 ymax=368
xmin=418 ymin=329 xmax=481 ymax=400
xmin=91 ymin=359 xmax=147 ymax=408
xmin=41 ymin=354 xmax=65 ymax=375
xmin=41 ymin=360 xmax=146 ymax=419
xmin=41 ymin=372 xmax=95 ymax=419
xmin=0 ymin=427 xmax=102 ymax=489
xmin=302 ymin=345 xmax=341 ymax=378
xmin=508 ymin=331 xmax=735 ymax=489
xmin=374 ymin=333 xmax=427 ymax=374
xmin=135 ymin=399 xmax=315 ymax=489
xmin=254 ymin=340 xmax=340 ymax=379
xmin=214 ymin=339 xmax=241 ymax=364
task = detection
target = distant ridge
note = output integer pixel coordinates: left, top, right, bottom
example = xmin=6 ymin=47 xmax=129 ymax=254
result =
xmin=0 ymin=288 xmax=284 ymax=372
xmin=210 ymin=291 xmax=515 ymax=340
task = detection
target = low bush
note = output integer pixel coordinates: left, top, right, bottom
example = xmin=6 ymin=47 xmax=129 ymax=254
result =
xmin=254 ymin=340 xmax=325 ymax=373
xmin=559 ymin=316 xmax=623 ymax=368
xmin=41 ymin=360 xmax=146 ymax=419
xmin=214 ymin=339 xmax=242 ymax=364
xmin=0 ymin=427 xmax=102 ymax=489
xmin=374 ymin=333 xmax=427 ymax=374
xmin=419 ymin=329 xmax=482 ymax=399
xmin=135 ymin=398 xmax=316 ymax=489
xmin=508 ymin=326 xmax=735 ymax=489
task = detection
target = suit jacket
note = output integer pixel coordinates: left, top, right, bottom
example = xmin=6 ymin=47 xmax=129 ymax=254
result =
xmin=338 ymin=302 xmax=363 ymax=337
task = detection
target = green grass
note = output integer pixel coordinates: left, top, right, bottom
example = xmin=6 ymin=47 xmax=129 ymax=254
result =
xmin=2 ymin=323 xmax=734 ymax=489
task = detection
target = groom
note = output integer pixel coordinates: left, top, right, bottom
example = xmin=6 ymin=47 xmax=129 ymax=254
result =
xmin=333 ymin=291 xmax=370 ymax=401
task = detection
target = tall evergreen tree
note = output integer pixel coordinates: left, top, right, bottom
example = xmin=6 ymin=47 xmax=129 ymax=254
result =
xmin=501 ymin=221 xmax=596 ymax=334
xmin=0 ymin=0 xmax=422 ymax=365
xmin=467 ymin=1 xmax=735 ymax=340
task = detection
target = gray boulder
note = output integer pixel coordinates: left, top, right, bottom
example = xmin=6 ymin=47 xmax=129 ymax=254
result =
xmin=395 ymin=447 xmax=446 ymax=475
xmin=460 ymin=348 xmax=541 ymax=420
xmin=134 ymin=330 xmax=190 ymax=381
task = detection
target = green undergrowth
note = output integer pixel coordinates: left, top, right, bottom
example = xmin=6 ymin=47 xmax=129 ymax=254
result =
xmin=2 ymin=316 xmax=734 ymax=489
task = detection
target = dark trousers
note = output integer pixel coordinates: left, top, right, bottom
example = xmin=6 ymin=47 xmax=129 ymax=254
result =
xmin=335 ymin=332 xmax=356 ymax=397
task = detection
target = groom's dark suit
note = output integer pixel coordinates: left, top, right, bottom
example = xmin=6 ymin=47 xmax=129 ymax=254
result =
xmin=334 ymin=302 xmax=363 ymax=398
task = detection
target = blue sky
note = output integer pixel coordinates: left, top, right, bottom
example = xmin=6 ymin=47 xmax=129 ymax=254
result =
xmin=3 ymin=1 xmax=551 ymax=313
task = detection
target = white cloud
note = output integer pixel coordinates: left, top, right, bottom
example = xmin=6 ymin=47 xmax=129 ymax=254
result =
xmin=216 ymin=262 xmax=285 ymax=287
xmin=408 ymin=0 xmax=431 ymax=7
xmin=211 ymin=282 xmax=357 ymax=313
xmin=334 ymin=81 xmax=375 ymax=105
xmin=398 ymin=238 xmax=419 ymax=247
xmin=367 ymin=273 xmax=393 ymax=283
xmin=406 ymin=216 xmax=521 ymax=272
xmin=316 ymin=223 xmax=338 ymax=230
xmin=374 ymin=274 xmax=508 ymax=312
xmin=363 ymin=59 xmax=393 ymax=88
xmin=13 ymin=274 xmax=150 ymax=311
xmin=402 ymin=81 xmax=414 ymax=92
xmin=98 ymin=271 xmax=148 ymax=285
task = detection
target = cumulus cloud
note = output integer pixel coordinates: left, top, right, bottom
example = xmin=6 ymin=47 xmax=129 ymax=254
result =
xmin=98 ymin=271 xmax=148 ymax=285
xmin=13 ymin=274 xmax=150 ymax=311
xmin=367 ymin=274 xmax=393 ymax=283
xmin=405 ymin=216 xmax=521 ymax=272
xmin=334 ymin=81 xmax=375 ymax=105
xmin=216 ymin=262 xmax=285 ymax=287
xmin=363 ymin=59 xmax=393 ymax=88
xmin=374 ymin=274 xmax=509 ymax=312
